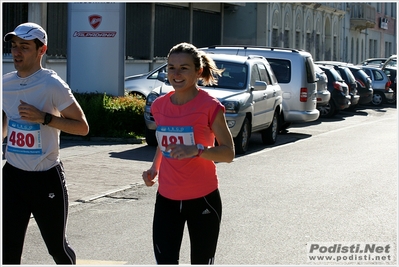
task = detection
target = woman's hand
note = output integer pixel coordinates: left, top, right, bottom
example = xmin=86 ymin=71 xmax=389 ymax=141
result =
xmin=166 ymin=144 xmax=198 ymax=159
xmin=142 ymin=167 xmax=158 ymax=187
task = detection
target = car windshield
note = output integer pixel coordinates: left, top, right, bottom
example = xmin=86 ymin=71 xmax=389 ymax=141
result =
xmin=202 ymin=61 xmax=248 ymax=90
xmin=324 ymin=67 xmax=344 ymax=82
xmin=385 ymin=58 xmax=397 ymax=68
xmin=361 ymin=59 xmax=386 ymax=66
xmin=343 ymin=68 xmax=356 ymax=83
xmin=353 ymin=69 xmax=370 ymax=81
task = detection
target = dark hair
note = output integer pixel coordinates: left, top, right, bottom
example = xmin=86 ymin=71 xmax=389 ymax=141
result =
xmin=168 ymin=42 xmax=223 ymax=86
xmin=34 ymin=38 xmax=45 ymax=50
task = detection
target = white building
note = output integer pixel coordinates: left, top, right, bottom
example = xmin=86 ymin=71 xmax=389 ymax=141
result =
xmin=3 ymin=3 xmax=397 ymax=85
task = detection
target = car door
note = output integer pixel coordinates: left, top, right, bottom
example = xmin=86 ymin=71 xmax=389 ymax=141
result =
xmin=250 ymin=63 xmax=274 ymax=129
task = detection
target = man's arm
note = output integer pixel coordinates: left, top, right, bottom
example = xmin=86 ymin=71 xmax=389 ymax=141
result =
xmin=18 ymin=100 xmax=89 ymax=136
xmin=49 ymin=101 xmax=89 ymax=136
xmin=2 ymin=111 xmax=7 ymax=141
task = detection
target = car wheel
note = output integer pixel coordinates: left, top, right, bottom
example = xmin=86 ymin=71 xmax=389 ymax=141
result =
xmin=128 ymin=92 xmax=146 ymax=100
xmin=371 ymin=91 xmax=385 ymax=106
xmin=261 ymin=110 xmax=278 ymax=145
xmin=318 ymin=100 xmax=336 ymax=118
xmin=145 ymin=127 xmax=158 ymax=146
xmin=278 ymin=112 xmax=291 ymax=134
xmin=234 ymin=117 xmax=250 ymax=155
xmin=386 ymin=91 xmax=396 ymax=104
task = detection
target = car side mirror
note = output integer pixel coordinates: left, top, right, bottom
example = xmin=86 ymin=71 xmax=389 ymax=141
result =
xmin=157 ymin=72 xmax=167 ymax=82
xmin=251 ymin=80 xmax=267 ymax=91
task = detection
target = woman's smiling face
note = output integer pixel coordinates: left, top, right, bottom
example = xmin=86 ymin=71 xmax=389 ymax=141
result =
xmin=167 ymin=52 xmax=202 ymax=92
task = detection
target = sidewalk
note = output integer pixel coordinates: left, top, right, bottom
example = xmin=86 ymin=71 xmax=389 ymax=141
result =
xmin=60 ymin=138 xmax=157 ymax=205
xmin=2 ymin=138 xmax=157 ymax=206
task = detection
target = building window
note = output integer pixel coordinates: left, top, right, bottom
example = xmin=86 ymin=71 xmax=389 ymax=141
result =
xmin=284 ymin=30 xmax=290 ymax=48
xmin=2 ymin=3 xmax=29 ymax=55
xmin=369 ymin=39 xmax=378 ymax=58
xmin=295 ymin=31 xmax=300 ymax=49
xmin=369 ymin=39 xmax=372 ymax=58
xmin=333 ymin=36 xmax=337 ymax=61
xmin=361 ymin=40 xmax=364 ymax=63
xmin=306 ymin=32 xmax=311 ymax=53
xmin=385 ymin=42 xmax=392 ymax=57
xmin=315 ymin=33 xmax=320 ymax=61
xmin=272 ymin=28 xmax=279 ymax=47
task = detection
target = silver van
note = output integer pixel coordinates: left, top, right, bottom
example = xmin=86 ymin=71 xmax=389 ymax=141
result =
xmin=200 ymin=46 xmax=320 ymax=131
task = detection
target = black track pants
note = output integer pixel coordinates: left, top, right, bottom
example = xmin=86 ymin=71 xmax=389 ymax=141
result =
xmin=2 ymin=162 xmax=76 ymax=265
xmin=152 ymin=189 xmax=222 ymax=265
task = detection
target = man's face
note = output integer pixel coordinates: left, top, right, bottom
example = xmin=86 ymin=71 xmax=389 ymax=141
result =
xmin=10 ymin=36 xmax=44 ymax=77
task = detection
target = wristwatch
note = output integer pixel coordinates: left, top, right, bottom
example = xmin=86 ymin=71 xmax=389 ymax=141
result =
xmin=42 ymin=113 xmax=53 ymax=125
xmin=196 ymin=144 xmax=204 ymax=157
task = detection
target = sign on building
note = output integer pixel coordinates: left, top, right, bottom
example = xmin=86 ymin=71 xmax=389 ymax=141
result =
xmin=67 ymin=3 xmax=125 ymax=96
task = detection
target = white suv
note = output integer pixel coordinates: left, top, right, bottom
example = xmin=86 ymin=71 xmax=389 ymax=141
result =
xmin=200 ymin=46 xmax=320 ymax=131
xmin=144 ymin=53 xmax=283 ymax=154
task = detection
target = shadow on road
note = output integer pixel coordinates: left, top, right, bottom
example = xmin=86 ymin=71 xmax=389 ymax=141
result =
xmin=109 ymin=145 xmax=156 ymax=162
xmin=234 ymin=131 xmax=312 ymax=159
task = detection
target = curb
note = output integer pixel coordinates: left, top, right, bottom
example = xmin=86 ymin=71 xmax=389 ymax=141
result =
xmin=71 ymin=184 xmax=141 ymax=206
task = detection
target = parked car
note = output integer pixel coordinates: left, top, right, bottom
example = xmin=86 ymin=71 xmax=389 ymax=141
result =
xmin=358 ymin=58 xmax=387 ymax=67
xmin=345 ymin=65 xmax=373 ymax=105
xmin=314 ymin=64 xmax=331 ymax=107
xmin=315 ymin=61 xmax=360 ymax=108
xmin=361 ymin=66 xmax=394 ymax=106
xmin=317 ymin=65 xmax=351 ymax=118
xmin=316 ymin=61 xmax=373 ymax=105
xmin=381 ymin=55 xmax=397 ymax=103
xmin=144 ymin=53 xmax=283 ymax=154
xmin=200 ymin=46 xmax=320 ymax=132
xmin=124 ymin=64 xmax=167 ymax=99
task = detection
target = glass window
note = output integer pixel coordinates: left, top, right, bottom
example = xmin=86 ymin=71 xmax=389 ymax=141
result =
xmin=267 ymin=59 xmax=291 ymax=83
xmin=257 ymin=63 xmax=271 ymax=85
xmin=148 ymin=65 xmax=167 ymax=79
xmin=214 ymin=61 xmax=247 ymax=89
xmin=372 ymin=70 xmax=383 ymax=81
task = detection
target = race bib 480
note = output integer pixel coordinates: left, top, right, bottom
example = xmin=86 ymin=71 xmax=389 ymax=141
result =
xmin=7 ymin=120 xmax=42 ymax=155
xmin=156 ymin=126 xmax=195 ymax=158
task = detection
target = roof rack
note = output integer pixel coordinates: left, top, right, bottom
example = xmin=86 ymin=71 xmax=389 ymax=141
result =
xmin=247 ymin=55 xmax=266 ymax=60
xmin=206 ymin=45 xmax=302 ymax=53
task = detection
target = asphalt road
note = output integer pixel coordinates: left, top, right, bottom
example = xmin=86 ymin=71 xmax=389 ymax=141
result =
xmin=5 ymin=104 xmax=398 ymax=265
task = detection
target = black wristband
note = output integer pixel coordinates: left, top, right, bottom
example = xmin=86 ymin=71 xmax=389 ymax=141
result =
xmin=42 ymin=113 xmax=53 ymax=125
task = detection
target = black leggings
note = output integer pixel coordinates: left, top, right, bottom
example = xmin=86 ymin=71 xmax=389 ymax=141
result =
xmin=152 ymin=189 xmax=222 ymax=265
xmin=2 ymin=162 xmax=76 ymax=265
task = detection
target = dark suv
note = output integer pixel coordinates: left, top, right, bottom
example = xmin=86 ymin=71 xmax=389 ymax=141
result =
xmin=345 ymin=65 xmax=373 ymax=105
xmin=317 ymin=65 xmax=351 ymax=118
xmin=315 ymin=61 xmax=360 ymax=108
